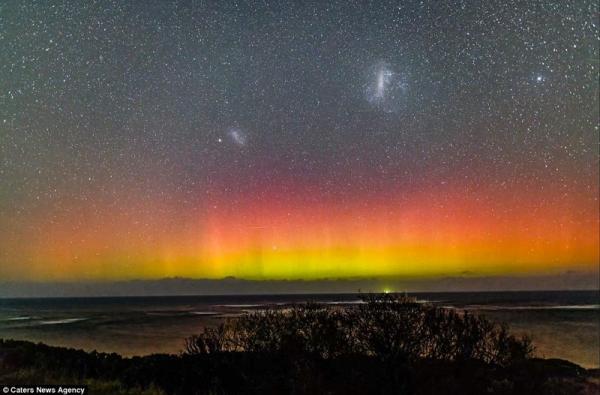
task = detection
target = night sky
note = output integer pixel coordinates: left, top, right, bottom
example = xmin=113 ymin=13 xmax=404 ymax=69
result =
xmin=1 ymin=1 xmax=598 ymax=281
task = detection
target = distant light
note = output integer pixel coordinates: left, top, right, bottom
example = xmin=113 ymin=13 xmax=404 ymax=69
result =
xmin=383 ymin=288 xmax=392 ymax=294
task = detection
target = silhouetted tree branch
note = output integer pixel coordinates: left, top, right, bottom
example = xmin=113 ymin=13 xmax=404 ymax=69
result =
xmin=184 ymin=293 xmax=533 ymax=366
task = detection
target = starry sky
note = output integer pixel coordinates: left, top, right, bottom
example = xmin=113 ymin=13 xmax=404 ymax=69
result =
xmin=1 ymin=1 xmax=598 ymax=282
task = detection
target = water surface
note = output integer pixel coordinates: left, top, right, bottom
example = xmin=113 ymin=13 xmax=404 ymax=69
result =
xmin=1 ymin=291 xmax=597 ymax=367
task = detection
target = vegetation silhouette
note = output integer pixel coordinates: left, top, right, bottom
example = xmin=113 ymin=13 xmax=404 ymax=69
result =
xmin=1 ymin=294 xmax=596 ymax=394
xmin=185 ymin=293 xmax=533 ymax=366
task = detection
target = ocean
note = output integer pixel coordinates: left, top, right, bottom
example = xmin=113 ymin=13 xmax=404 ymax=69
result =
xmin=0 ymin=291 xmax=598 ymax=368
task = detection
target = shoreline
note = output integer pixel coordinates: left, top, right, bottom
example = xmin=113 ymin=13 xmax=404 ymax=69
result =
xmin=2 ymin=291 xmax=598 ymax=368
xmin=1 ymin=338 xmax=598 ymax=395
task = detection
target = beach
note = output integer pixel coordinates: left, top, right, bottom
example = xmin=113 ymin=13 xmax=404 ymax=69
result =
xmin=1 ymin=291 xmax=597 ymax=368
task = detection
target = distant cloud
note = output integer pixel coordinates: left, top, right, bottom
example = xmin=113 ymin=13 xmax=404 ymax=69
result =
xmin=0 ymin=272 xmax=597 ymax=298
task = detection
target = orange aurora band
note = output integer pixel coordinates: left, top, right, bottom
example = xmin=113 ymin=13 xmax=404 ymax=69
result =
xmin=3 ymin=179 xmax=597 ymax=281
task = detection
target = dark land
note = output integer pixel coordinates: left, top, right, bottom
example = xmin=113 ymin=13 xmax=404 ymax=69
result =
xmin=1 ymin=294 xmax=598 ymax=394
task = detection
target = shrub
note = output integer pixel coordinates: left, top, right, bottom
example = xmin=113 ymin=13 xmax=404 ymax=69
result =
xmin=184 ymin=293 xmax=533 ymax=366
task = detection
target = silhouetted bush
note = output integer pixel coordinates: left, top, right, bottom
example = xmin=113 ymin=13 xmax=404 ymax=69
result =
xmin=2 ymin=306 xmax=596 ymax=395
xmin=185 ymin=293 xmax=533 ymax=366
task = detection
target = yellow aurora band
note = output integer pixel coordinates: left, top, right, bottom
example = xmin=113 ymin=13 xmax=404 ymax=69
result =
xmin=3 ymin=184 xmax=597 ymax=281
